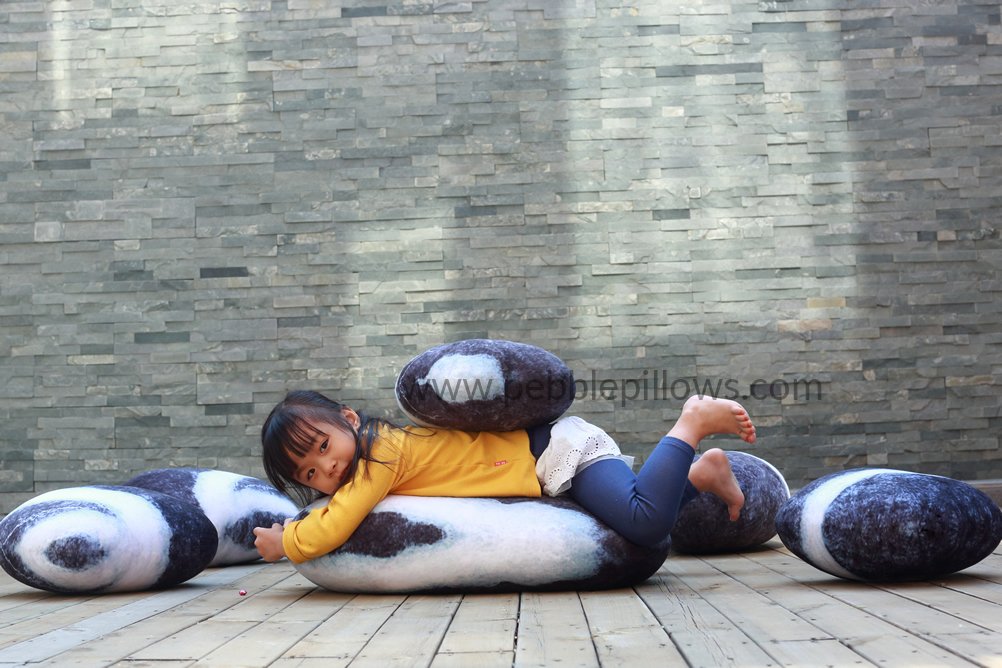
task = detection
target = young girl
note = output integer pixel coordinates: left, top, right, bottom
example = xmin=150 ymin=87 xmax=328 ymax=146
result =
xmin=253 ymin=390 xmax=755 ymax=563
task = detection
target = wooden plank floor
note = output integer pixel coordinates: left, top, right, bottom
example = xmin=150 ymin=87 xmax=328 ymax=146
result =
xmin=1 ymin=539 xmax=1000 ymax=667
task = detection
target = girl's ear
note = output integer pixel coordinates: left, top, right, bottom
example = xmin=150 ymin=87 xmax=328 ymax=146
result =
xmin=341 ymin=406 xmax=361 ymax=430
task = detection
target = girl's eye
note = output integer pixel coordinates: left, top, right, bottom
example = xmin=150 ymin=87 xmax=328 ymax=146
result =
xmin=319 ymin=440 xmax=328 ymax=454
xmin=305 ymin=468 xmax=315 ymax=481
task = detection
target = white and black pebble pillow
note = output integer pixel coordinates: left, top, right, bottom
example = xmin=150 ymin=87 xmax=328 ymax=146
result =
xmin=293 ymin=495 xmax=669 ymax=594
xmin=125 ymin=468 xmax=299 ymax=566
xmin=0 ymin=485 xmax=217 ymax=594
xmin=395 ymin=338 xmax=574 ymax=432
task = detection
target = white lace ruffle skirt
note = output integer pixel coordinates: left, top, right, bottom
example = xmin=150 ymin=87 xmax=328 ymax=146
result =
xmin=534 ymin=416 xmax=635 ymax=496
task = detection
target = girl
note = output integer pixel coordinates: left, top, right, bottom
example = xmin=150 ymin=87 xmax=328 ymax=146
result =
xmin=253 ymin=390 xmax=755 ymax=563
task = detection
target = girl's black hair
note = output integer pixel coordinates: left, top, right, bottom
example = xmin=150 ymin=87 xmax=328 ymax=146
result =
xmin=261 ymin=390 xmax=399 ymax=506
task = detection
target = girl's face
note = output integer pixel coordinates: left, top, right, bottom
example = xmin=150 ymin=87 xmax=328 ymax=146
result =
xmin=290 ymin=408 xmax=360 ymax=496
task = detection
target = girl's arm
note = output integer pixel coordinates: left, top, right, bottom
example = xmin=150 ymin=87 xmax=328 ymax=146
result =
xmin=282 ymin=459 xmax=399 ymax=563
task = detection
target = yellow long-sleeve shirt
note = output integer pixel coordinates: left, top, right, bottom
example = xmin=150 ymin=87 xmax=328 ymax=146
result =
xmin=282 ymin=425 xmax=542 ymax=563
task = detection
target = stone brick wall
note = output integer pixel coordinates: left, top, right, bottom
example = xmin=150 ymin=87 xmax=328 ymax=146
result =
xmin=2 ymin=0 xmax=1000 ymax=512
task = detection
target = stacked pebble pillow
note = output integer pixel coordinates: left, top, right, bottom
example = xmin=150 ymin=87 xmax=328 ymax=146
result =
xmin=294 ymin=339 xmax=670 ymax=593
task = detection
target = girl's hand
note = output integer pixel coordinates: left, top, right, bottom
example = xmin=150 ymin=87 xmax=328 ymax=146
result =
xmin=253 ymin=523 xmax=287 ymax=562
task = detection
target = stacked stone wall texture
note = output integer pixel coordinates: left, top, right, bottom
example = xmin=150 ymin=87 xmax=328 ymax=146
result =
xmin=1 ymin=0 xmax=1001 ymax=512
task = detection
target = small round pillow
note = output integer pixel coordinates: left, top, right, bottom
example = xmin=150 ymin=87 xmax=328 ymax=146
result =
xmin=125 ymin=467 xmax=299 ymax=566
xmin=395 ymin=339 xmax=574 ymax=432
xmin=670 ymin=451 xmax=789 ymax=554
xmin=0 ymin=485 xmax=217 ymax=594
xmin=775 ymin=468 xmax=1002 ymax=581
xmin=293 ymin=495 xmax=668 ymax=594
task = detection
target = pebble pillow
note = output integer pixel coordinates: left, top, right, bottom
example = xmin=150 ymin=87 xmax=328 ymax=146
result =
xmin=775 ymin=469 xmax=1002 ymax=581
xmin=395 ymin=338 xmax=574 ymax=432
xmin=0 ymin=485 xmax=217 ymax=594
xmin=125 ymin=467 xmax=299 ymax=566
xmin=293 ymin=494 xmax=669 ymax=594
xmin=670 ymin=451 xmax=790 ymax=554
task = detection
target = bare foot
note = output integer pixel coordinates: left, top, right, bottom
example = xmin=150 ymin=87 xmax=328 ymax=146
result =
xmin=667 ymin=395 xmax=756 ymax=449
xmin=688 ymin=448 xmax=745 ymax=521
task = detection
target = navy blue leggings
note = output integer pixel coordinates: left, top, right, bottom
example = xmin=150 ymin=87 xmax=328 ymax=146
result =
xmin=528 ymin=425 xmax=698 ymax=548
xmin=569 ymin=436 xmax=699 ymax=547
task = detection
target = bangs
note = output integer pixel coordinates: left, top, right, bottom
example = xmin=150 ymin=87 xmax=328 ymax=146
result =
xmin=280 ymin=417 xmax=325 ymax=458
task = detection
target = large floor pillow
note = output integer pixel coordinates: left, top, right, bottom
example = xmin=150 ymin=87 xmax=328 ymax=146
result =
xmin=395 ymin=339 xmax=574 ymax=431
xmin=293 ymin=495 xmax=668 ymax=594
xmin=776 ymin=469 xmax=1002 ymax=581
xmin=670 ymin=451 xmax=790 ymax=554
xmin=125 ymin=468 xmax=299 ymax=566
xmin=0 ymin=485 xmax=217 ymax=594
